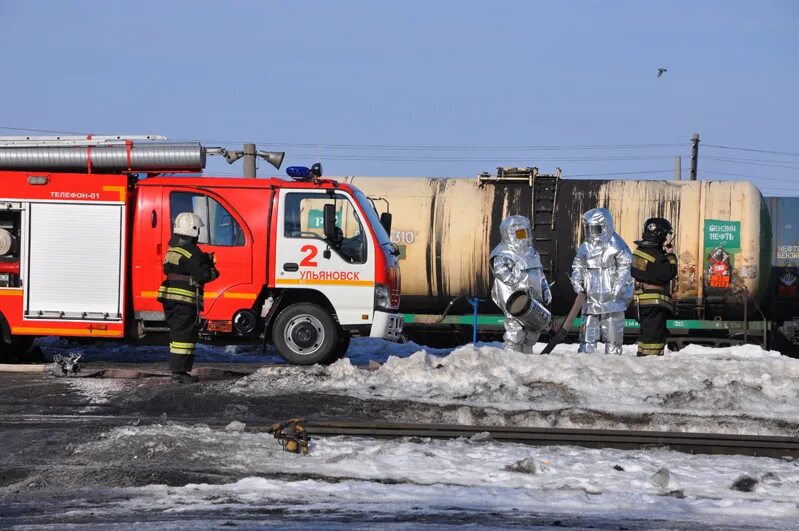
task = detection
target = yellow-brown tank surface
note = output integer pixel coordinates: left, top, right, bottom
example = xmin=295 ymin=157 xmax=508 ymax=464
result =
xmin=343 ymin=176 xmax=769 ymax=319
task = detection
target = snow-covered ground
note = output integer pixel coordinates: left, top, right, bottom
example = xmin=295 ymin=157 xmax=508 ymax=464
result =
xmin=25 ymin=422 xmax=795 ymax=529
xmin=23 ymin=337 xmax=799 ymax=527
xmin=52 ymin=338 xmax=799 ymax=436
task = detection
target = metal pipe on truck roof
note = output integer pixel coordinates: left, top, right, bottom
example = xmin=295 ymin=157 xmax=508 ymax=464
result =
xmin=675 ymin=155 xmax=682 ymax=181
xmin=0 ymin=142 xmax=205 ymax=173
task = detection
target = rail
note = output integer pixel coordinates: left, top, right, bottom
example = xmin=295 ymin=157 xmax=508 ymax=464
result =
xmin=299 ymin=420 xmax=799 ymax=459
xmin=2 ymin=414 xmax=796 ymax=459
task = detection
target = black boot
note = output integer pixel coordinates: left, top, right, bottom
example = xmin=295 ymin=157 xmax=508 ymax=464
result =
xmin=171 ymin=371 xmax=198 ymax=384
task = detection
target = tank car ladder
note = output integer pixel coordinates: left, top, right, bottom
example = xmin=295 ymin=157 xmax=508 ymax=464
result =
xmin=529 ymin=168 xmax=561 ymax=281
xmin=478 ymin=166 xmax=561 ymax=280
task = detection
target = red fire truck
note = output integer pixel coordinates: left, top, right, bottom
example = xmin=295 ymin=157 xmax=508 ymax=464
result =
xmin=0 ymin=135 xmax=402 ymax=364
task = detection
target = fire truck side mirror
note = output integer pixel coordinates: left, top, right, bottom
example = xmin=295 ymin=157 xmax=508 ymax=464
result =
xmin=380 ymin=212 xmax=392 ymax=233
xmin=323 ymin=204 xmax=337 ymax=241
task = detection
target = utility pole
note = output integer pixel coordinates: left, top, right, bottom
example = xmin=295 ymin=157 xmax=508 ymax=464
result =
xmin=674 ymin=155 xmax=682 ymax=181
xmin=243 ymin=143 xmax=257 ymax=178
xmin=690 ymin=133 xmax=700 ymax=181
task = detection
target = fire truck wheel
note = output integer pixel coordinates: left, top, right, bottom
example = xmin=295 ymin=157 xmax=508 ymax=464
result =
xmin=0 ymin=335 xmax=38 ymax=363
xmin=333 ymin=331 xmax=351 ymax=359
xmin=272 ymin=303 xmax=338 ymax=365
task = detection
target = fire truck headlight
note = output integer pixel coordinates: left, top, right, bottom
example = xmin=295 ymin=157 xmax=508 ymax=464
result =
xmin=375 ymin=284 xmax=392 ymax=311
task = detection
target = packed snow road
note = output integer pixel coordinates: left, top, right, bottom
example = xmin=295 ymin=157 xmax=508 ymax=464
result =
xmin=0 ymin=339 xmax=798 ymax=528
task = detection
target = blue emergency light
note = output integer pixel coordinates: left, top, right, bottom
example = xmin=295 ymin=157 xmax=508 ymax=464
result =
xmin=287 ymin=163 xmax=323 ymax=181
xmin=286 ymin=166 xmax=312 ymax=180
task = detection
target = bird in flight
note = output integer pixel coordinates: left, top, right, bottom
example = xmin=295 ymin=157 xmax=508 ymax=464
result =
xmin=657 ymin=68 xmax=668 ymax=78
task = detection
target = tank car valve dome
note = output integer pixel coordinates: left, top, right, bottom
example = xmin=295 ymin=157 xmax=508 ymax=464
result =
xmin=173 ymin=212 xmax=204 ymax=238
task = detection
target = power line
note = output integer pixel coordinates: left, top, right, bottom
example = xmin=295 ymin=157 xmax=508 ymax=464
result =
xmin=186 ymin=139 xmax=686 ymax=152
xmin=704 ymin=144 xmax=799 ymax=157
xmin=5 ymin=125 xmax=798 ymax=164
xmin=757 ymin=184 xmax=799 ymax=191
xmin=703 ymin=155 xmax=799 ymax=165
xmin=704 ymin=157 xmax=799 ymax=171
xmin=0 ymin=125 xmax=84 ymax=135
xmin=756 ymin=188 xmax=799 ymax=196
xmin=0 ymin=127 xmax=686 ymax=152
xmin=563 ymin=169 xmax=679 ymax=178
xmin=700 ymin=169 xmax=799 ymax=183
xmin=281 ymin=153 xmax=677 ymax=163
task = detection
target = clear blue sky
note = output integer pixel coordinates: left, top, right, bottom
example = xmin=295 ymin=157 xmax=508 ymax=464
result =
xmin=1 ymin=0 xmax=797 ymax=194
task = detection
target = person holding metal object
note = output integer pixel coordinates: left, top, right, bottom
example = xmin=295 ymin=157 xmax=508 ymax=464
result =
xmin=570 ymin=208 xmax=633 ymax=355
xmin=489 ymin=215 xmax=552 ymax=354
xmin=631 ymin=218 xmax=678 ymax=356
xmin=157 ymin=212 xmax=220 ymax=383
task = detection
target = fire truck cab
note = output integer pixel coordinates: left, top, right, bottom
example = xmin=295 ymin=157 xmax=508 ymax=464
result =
xmin=0 ymin=136 xmax=402 ymax=365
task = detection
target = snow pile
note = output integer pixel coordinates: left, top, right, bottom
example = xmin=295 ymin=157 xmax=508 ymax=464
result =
xmin=234 ymin=343 xmax=799 ymax=433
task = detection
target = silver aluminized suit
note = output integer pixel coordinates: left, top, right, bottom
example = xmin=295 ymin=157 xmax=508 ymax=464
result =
xmin=570 ymin=208 xmax=633 ymax=355
xmin=490 ymin=215 xmax=552 ymax=354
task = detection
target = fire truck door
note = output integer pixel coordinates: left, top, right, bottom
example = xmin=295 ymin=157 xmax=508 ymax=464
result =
xmin=275 ymin=190 xmax=374 ymax=325
xmin=131 ymin=185 xmax=164 ymax=314
xmin=163 ymin=190 xmax=253 ymax=316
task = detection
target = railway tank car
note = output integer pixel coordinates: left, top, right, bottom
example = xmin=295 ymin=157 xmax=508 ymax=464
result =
xmin=765 ymin=197 xmax=799 ymax=346
xmin=343 ymin=168 xmax=778 ymax=348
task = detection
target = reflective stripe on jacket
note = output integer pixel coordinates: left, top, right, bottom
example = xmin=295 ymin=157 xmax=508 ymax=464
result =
xmin=157 ymin=235 xmax=219 ymax=308
xmin=631 ymin=242 xmax=678 ymax=314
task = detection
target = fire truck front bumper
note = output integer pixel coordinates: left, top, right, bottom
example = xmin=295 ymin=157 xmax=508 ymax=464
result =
xmin=369 ymin=311 xmax=404 ymax=341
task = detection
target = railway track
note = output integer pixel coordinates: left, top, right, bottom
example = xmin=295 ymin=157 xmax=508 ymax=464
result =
xmin=298 ymin=420 xmax=799 ymax=459
xmin=2 ymin=413 xmax=797 ymax=459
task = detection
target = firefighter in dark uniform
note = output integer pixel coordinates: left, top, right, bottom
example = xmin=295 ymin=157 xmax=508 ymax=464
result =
xmin=631 ymin=218 xmax=678 ymax=356
xmin=157 ymin=212 xmax=219 ymax=383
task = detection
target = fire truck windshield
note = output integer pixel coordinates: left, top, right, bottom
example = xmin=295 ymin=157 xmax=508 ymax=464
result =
xmin=353 ymin=188 xmax=391 ymax=246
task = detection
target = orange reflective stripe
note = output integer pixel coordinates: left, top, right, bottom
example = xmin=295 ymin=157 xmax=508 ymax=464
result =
xmin=276 ymin=279 xmax=374 ymax=287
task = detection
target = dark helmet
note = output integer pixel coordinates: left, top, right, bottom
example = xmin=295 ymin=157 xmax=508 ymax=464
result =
xmin=642 ymin=217 xmax=673 ymax=244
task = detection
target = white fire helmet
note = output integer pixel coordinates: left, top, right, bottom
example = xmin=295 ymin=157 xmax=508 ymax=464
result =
xmin=173 ymin=212 xmax=204 ymax=238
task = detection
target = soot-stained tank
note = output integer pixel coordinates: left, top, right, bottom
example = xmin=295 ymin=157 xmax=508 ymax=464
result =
xmin=344 ymin=173 xmax=770 ymax=319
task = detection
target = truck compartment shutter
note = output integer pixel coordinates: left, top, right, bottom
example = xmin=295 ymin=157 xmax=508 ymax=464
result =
xmin=25 ymin=203 xmax=125 ymax=320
